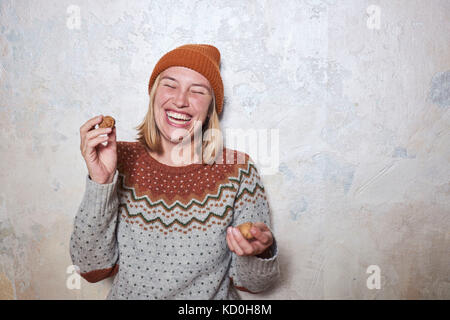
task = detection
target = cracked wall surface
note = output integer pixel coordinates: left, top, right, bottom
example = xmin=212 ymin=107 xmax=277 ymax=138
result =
xmin=0 ymin=0 xmax=449 ymax=299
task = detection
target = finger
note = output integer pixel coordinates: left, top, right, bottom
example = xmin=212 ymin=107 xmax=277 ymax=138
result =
xmin=228 ymin=229 xmax=244 ymax=255
xmin=107 ymin=126 xmax=117 ymax=146
xmin=250 ymin=225 xmax=272 ymax=246
xmin=108 ymin=126 xmax=116 ymax=140
xmin=232 ymin=227 xmax=254 ymax=255
xmin=253 ymin=222 xmax=269 ymax=231
xmin=252 ymin=241 xmax=268 ymax=255
xmin=80 ymin=115 xmax=103 ymax=137
xmin=226 ymin=227 xmax=235 ymax=252
xmin=252 ymin=223 xmax=273 ymax=242
xmin=82 ymin=128 xmax=111 ymax=155
xmin=80 ymin=115 xmax=104 ymax=151
xmin=85 ymin=134 xmax=110 ymax=155
xmin=86 ymin=127 xmax=112 ymax=141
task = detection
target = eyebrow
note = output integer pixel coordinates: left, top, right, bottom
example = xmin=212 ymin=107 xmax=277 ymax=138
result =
xmin=161 ymin=76 xmax=211 ymax=91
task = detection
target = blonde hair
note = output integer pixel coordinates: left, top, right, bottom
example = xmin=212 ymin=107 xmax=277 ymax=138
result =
xmin=135 ymin=74 xmax=223 ymax=165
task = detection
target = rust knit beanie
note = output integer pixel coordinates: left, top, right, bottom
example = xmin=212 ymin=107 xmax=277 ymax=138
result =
xmin=148 ymin=44 xmax=224 ymax=115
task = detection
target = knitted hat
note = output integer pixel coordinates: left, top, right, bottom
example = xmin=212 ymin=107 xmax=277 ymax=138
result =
xmin=148 ymin=44 xmax=224 ymax=115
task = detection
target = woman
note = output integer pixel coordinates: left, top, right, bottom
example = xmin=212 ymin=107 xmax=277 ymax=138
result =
xmin=70 ymin=44 xmax=280 ymax=299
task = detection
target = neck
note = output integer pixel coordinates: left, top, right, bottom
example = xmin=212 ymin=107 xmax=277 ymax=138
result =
xmin=153 ymin=136 xmax=202 ymax=167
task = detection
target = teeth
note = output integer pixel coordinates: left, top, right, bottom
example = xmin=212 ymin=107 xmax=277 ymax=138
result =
xmin=166 ymin=111 xmax=191 ymax=121
xmin=169 ymin=117 xmax=189 ymax=125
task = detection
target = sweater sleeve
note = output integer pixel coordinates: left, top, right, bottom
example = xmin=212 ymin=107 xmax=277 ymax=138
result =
xmin=229 ymin=155 xmax=280 ymax=294
xmin=69 ymin=169 xmax=120 ymax=283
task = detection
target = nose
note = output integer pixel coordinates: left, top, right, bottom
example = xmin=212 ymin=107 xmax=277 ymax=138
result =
xmin=173 ymin=87 xmax=189 ymax=108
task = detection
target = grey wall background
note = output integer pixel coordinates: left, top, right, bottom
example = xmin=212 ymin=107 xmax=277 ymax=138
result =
xmin=0 ymin=0 xmax=449 ymax=299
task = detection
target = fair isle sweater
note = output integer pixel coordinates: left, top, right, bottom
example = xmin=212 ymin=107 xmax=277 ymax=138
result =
xmin=70 ymin=141 xmax=280 ymax=299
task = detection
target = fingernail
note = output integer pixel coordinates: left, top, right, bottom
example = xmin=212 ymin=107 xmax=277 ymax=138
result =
xmin=232 ymin=228 xmax=240 ymax=236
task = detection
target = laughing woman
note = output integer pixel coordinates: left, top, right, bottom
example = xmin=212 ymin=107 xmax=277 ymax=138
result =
xmin=70 ymin=44 xmax=280 ymax=299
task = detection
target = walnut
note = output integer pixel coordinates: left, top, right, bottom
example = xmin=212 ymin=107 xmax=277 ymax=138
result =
xmin=237 ymin=222 xmax=254 ymax=240
xmin=99 ymin=116 xmax=115 ymax=129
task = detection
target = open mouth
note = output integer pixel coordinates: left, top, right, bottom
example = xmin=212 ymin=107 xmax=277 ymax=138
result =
xmin=165 ymin=110 xmax=192 ymax=127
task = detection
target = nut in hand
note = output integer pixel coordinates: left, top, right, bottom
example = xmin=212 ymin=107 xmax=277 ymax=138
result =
xmin=99 ymin=116 xmax=115 ymax=129
xmin=237 ymin=222 xmax=254 ymax=240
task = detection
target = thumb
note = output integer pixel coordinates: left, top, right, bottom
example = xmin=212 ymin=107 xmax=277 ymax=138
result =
xmin=253 ymin=222 xmax=269 ymax=232
xmin=99 ymin=127 xmax=116 ymax=150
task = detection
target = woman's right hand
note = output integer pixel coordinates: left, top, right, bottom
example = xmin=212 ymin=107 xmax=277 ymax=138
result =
xmin=80 ymin=115 xmax=117 ymax=184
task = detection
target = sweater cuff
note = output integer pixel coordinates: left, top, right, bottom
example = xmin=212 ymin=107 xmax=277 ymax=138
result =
xmin=84 ymin=170 xmax=119 ymax=211
xmin=235 ymin=237 xmax=279 ymax=275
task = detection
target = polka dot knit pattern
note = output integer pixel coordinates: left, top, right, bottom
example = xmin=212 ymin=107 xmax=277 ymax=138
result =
xmin=70 ymin=141 xmax=280 ymax=299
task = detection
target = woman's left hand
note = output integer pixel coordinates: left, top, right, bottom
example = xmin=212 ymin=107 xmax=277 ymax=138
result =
xmin=226 ymin=222 xmax=273 ymax=257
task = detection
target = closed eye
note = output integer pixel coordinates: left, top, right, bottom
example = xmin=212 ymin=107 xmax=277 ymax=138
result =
xmin=163 ymin=84 xmax=175 ymax=89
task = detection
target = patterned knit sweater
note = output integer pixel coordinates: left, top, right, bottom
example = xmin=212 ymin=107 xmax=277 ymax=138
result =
xmin=70 ymin=141 xmax=280 ymax=299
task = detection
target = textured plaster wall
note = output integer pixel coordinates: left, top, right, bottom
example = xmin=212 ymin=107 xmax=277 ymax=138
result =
xmin=0 ymin=0 xmax=449 ymax=299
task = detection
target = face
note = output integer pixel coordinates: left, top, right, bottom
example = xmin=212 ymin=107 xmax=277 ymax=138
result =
xmin=153 ymin=66 xmax=213 ymax=145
